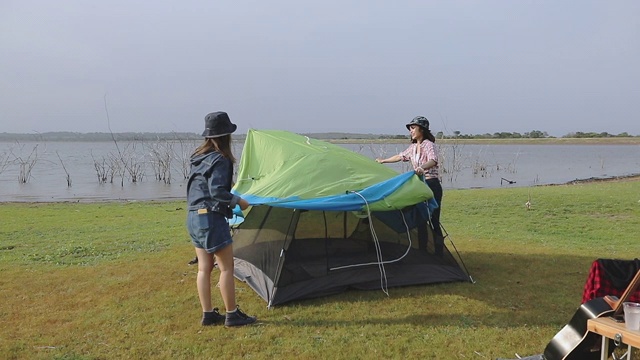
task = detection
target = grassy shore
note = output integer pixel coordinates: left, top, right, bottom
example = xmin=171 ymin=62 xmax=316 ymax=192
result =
xmin=1 ymin=179 xmax=640 ymax=359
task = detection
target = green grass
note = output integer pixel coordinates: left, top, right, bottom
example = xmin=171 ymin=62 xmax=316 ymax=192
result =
xmin=1 ymin=180 xmax=639 ymax=359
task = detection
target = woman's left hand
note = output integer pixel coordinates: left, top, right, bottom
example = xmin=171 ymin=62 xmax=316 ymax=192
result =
xmin=415 ymin=168 xmax=424 ymax=176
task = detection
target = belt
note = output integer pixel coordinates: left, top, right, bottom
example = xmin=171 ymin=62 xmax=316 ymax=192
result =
xmin=187 ymin=204 xmax=209 ymax=211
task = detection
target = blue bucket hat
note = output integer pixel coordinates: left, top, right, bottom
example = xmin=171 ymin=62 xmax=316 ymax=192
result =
xmin=405 ymin=116 xmax=429 ymax=131
xmin=202 ymin=111 xmax=237 ymax=138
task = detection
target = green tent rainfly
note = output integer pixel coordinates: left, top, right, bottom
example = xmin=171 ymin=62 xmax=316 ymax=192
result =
xmin=232 ymin=129 xmax=434 ymax=212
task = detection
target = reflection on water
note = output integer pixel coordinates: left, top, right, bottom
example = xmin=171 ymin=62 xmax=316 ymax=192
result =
xmin=1 ymin=140 xmax=639 ymax=202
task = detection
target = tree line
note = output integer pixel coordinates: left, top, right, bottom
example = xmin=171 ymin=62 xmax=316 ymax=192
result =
xmin=372 ymin=130 xmax=637 ymax=140
xmin=0 ymin=130 xmax=636 ymax=142
xmin=433 ymin=130 xmax=636 ymax=139
xmin=0 ymin=131 xmax=206 ymax=142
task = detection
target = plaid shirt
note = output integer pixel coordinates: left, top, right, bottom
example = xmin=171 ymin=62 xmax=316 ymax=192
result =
xmin=582 ymin=258 xmax=640 ymax=304
xmin=399 ymin=140 xmax=439 ymax=179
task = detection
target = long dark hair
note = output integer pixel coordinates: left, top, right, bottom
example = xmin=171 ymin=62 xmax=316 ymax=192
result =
xmin=191 ymin=134 xmax=236 ymax=162
xmin=410 ymin=127 xmax=436 ymax=144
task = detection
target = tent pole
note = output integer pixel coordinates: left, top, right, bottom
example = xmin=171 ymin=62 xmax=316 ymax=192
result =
xmin=440 ymin=222 xmax=475 ymax=283
xmin=270 ymin=208 xmax=302 ymax=301
xmin=251 ymin=206 xmax=273 ymax=245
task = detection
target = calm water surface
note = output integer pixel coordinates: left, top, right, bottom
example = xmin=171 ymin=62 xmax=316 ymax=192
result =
xmin=1 ymin=141 xmax=639 ymax=202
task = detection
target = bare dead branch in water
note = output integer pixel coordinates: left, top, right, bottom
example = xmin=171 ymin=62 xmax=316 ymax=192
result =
xmin=123 ymin=142 xmax=145 ymax=183
xmin=367 ymin=142 xmax=388 ymax=160
xmin=501 ymin=177 xmax=516 ymax=185
xmin=108 ymin=152 xmax=126 ymax=186
xmin=11 ymin=142 xmax=39 ymax=183
xmin=104 ymin=94 xmax=142 ymax=186
xmin=147 ymin=139 xmax=172 ymax=184
xmin=55 ymin=151 xmax=72 ymax=187
xmin=173 ymin=136 xmax=195 ymax=180
xmin=104 ymin=94 xmax=123 ymax=160
xmin=0 ymin=147 xmax=11 ymax=175
xmin=90 ymin=151 xmax=108 ymax=184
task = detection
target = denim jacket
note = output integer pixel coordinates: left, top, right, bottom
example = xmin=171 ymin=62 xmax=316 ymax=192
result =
xmin=186 ymin=151 xmax=240 ymax=217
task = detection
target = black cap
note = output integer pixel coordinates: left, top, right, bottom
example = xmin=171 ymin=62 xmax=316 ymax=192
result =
xmin=406 ymin=116 xmax=429 ymax=131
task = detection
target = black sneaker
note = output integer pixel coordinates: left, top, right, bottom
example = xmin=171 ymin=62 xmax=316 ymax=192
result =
xmin=201 ymin=308 xmax=225 ymax=326
xmin=224 ymin=306 xmax=257 ymax=327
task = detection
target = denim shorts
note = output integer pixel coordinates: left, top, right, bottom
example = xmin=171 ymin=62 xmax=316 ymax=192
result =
xmin=187 ymin=210 xmax=233 ymax=253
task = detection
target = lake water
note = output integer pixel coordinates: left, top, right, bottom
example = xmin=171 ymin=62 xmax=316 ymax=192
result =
xmin=1 ymin=140 xmax=639 ymax=202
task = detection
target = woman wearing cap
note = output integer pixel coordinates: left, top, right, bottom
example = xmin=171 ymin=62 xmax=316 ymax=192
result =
xmin=376 ymin=116 xmax=445 ymax=256
xmin=186 ymin=111 xmax=257 ymax=327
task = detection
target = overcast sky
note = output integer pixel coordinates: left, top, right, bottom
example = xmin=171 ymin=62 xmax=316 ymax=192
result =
xmin=1 ymin=1 xmax=638 ymax=137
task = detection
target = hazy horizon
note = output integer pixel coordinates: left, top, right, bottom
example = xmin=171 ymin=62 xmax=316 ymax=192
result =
xmin=1 ymin=1 xmax=639 ymax=137
xmin=1 ymin=128 xmax=637 ymax=139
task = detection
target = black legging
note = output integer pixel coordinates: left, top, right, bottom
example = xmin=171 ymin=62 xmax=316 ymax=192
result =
xmin=425 ymin=178 xmax=444 ymax=254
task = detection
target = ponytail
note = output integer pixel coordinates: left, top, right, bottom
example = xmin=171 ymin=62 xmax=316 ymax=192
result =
xmin=425 ymin=129 xmax=436 ymax=143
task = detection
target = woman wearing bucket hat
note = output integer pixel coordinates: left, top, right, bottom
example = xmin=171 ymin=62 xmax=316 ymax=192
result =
xmin=376 ymin=116 xmax=445 ymax=256
xmin=186 ymin=111 xmax=257 ymax=327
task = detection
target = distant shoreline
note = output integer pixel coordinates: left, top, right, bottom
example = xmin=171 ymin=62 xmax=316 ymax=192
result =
xmin=327 ymin=137 xmax=640 ymax=145
xmin=557 ymin=173 xmax=640 ymax=185
xmin=4 ymin=173 xmax=639 ymax=205
xmin=1 ymin=132 xmax=639 ymax=145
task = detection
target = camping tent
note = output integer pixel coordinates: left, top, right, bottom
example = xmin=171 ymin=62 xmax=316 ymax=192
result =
xmin=231 ymin=129 xmax=471 ymax=307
